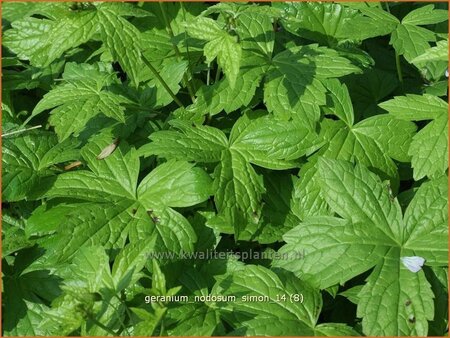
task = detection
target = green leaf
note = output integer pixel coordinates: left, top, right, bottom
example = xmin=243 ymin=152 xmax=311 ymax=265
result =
xmin=318 ymin=119 xmax=399 ymax=183
xmin=408 ymin=115 xmax=448 ymax=180
xmin=3 ymin=4 xmax=145 ymax=87
xmin=264 ymin=45 xmax=360 ymax=125
xmin=212 ymin=150 xmax=265 ymax=237
xmin=142 ymin=112 xmax=319 ymax=237
xmin=32 ymin=63 xmax=130 ymax=140
xmin=128 ymin=202 xmax=197 ymax=254
xmin=230 ymin=316 xmax=313 ymax=336
xmin=26 ymin=203 xmax=82 ymax=238
xmin=404 ymin=176 xmax=448 ymax=265
xmin=323 ymin=79 xmax=354 ymax=126
xmin=139 ymin=120 xmax=228 ymax=163
xmin=3 ymin=3 xmax=448 ymax=335
xmin=380 ymin=94 xmax=448 ymax=179
xmin=44 ymin=246 xmax=131 ymax=336
xmin=427 ymin=267 xmax=449 ymax=336
xmin=2 ymin=212 xmax=33 ymax=256
xmin=146 ymin=60 xmax=188 ymax=107
xmin=3 ymin=248 xmax=63 ymax=336
xmin=138 ymin=160 xmax=212 ymax=208
xmin=95 ymin=3 xmax=144 ymax=87
xmin=339 ymin=7 xmax=398 ymax=41
xmin=388 ymin=5 xmax=448 ymax=64
xmin=314 ymin=323 xmax=360 ymax=336
xmin=2 ymin=132 xmax=79 ymax=201
xmin=275 ymin=216 xmax=390 ymax=289
xmin=412 ymin=40 xmax=448 ymax=64
xmin=236 ymin=12 xmax=274 ymax=57
xmin=2 ymin=2 xmax=72 ymax=22
xmin=186 ymin=11 xmax=274 ymax=117
xmin=112 ymin=241 xmax=156 ymax=292
xmin=44 ymin=140 xmax=139 ymax=201
xmin=43 ymin=137 xmax=208 ymax=256
xmin=391 ymin=24 xmax=436 ymax=63
xmin=185 ymin=16 xmax=242 ymax=88
xmin=230 ymin=112 xmax=321 ymax=169
xmin=379 ymin=94 xmax=447 ymax=121
xmin=357 ymin=247 xmax=434 ymax=336
xmin=43 ymin=170 xmax=134 ymax=202
xmin=213 ymin=265 xmax=321 ymax=332
xmin=278 ymin=157 xmax=445 ymax=335
xmin=38 ymin=293 xmax=92 ymax=336
xmin=131 ymin=307 xmax=166 ymax=336
xmin=294 ymin=109 xmax=416 ymax=219
xmin=251 ymin=172 xmax=301 ymax=243
xmin=184 ymin=16 xmax=223 ymax=40
xmin=3 ymin=12 xmax=97 ymax=67
xmin=192 ymin=54 xmax=268 ymax=116
xmin=97 ymin=2 xmax=152 ymax=18
xmin=292 ymin=162 xmax=331 ymax=220
xmin=274 ymin=2 xmax=361 ymax=45
xmin=402 ymin=5 xmax=448 ymax=26
xmin=4 ymin=301 xmax=50 ymax=336
xmin=352 ymin=114 xmax=417 ymax=163
xmin=204 ymin=33 xmax=242 ymax=88
xmin=67 ymin=246 xmax=113 ymax=293
xmin=151 ymin=260 xmax=166 ymax=294
xmin=47 ymin=202 xmax=134 ymax=263
xmin=317 ymin=157 xmax=403 ymax=241
xmin=167 ymin=304 xmax=220 ymax=336
xmin=339 ymin=285 xmax=364 ymax=305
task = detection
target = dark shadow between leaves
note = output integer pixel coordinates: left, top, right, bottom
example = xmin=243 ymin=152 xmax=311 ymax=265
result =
xmin=3 ymin=246 xmax=63 ymax=333
xmin=248 ymin=169 xmax=296 ymax=243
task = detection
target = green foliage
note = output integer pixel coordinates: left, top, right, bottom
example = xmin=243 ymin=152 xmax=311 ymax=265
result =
xmin=379 ymin=94 xmax=448 ymax=180
xmin=275 ymin=159 xmax=447 ymax=335
xmin=2 ymin=1 xmax=448 ymax=337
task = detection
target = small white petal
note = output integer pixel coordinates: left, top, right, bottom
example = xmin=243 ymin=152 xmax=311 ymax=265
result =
xmin=445 ymin=69 xmax=448 ymax=78
xmin=401 ymin=256 xmax=425 ymax=273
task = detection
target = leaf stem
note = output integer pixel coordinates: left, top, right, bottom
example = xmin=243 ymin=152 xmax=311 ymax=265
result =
xmin=215 ymin=65 xmax=221 ymax=83
xmin=385 ymin=3 xmax=404 ymax=87
xmin=159 ymin=2 xmax=196 ymax=102
xmin=180 ymin=2 xmax=196 ymax=94
xmin=107 ymin=298 xmax=131 ymax=336
xmin=159 ymin=318 xmax=165 ymax=336
xmin=114 ymin=294 xmax=134 ymax=325
xmin=2 ymin=125 xmax=42 ymax=137
xmin=88 ymin=314 xmax=119 ymax=336
xmin=205 ymin=113 xmax=212 ymax=125
xmin=141 ymin=55 xmax=184 ymax=108
xmin=395 ymin=51 xmax=404 ymax=87
xmin=20 ymin=115 xmax=36 ymax=128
